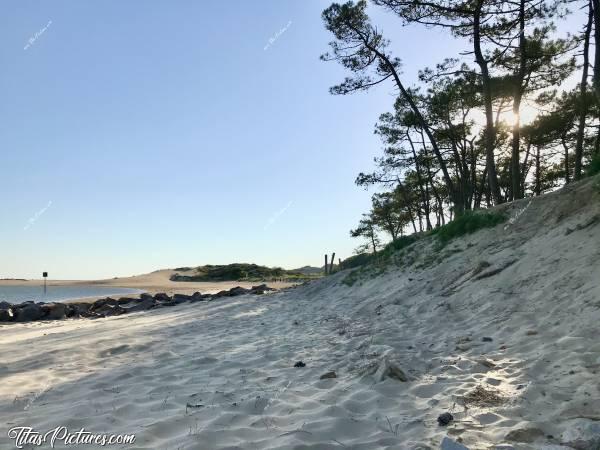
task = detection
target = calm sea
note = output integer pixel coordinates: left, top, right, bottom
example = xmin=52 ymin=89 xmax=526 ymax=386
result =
xmin=0 ymin=286 xmax=143 ymax=303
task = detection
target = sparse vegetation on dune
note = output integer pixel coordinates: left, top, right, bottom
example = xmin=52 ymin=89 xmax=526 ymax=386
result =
xmin=341 ymin=208 xmax=506 ymax=283
xmin=170 ymin=263 xmax=323 ymax=282
xmin=341 ymin=175 xmax=598 ymax=290
xmin=340 ymin=235 xmax=418 ymax=271
xmin=430 ymin=210 xmax=506 ymax=244
xmin=588 ymin=153 xmax=600 ymax=177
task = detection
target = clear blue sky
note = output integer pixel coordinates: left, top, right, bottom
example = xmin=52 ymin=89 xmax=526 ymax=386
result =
xmin=0 ymin=1 xmax=580 ymax=279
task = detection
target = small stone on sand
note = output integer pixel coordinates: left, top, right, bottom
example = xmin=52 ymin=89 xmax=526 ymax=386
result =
xmin=320 ymin=371 xmax=337 ymax=379
xmin=437 ymin=412 xmax=454 ymax=426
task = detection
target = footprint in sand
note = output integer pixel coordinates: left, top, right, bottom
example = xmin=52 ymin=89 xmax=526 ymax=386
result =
xmin=98 ymin=344 xmax=130 ymax=358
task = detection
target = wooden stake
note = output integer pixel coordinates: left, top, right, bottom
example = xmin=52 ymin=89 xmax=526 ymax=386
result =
xmin=330 ymin=252 xmax=335 ymax=274
xmin=324 ymin=254 xmax=328 ymax=275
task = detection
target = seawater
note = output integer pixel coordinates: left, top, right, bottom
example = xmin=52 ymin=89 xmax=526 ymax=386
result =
xmin=0 ymin=286 xmax=143 ymax=303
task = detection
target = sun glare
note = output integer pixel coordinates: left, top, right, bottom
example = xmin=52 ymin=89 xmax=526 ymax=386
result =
xmin=500 ymin=103 xmax=540 ymax=127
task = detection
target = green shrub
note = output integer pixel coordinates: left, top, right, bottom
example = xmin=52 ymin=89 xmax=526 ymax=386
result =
xmin=435 ymin=210 xmax=506 ymax=244
xmin=339 ymin=235 xmax=419 ymax=272
xmin=342 ymin=268 xmax=362 ymax=286
xmin=587 ymin=153 xmax=600 ymax=177
xmin=170 ymin=263 xmax=286 ymax=281
xmin=380 ymin=235 xmax=417 ymax=256
xmin=339 ymin=252 xmax=374 ymax=270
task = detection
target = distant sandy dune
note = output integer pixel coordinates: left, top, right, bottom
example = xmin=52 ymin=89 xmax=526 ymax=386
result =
xmin=0 ymin=269 xmax=297 ymax=297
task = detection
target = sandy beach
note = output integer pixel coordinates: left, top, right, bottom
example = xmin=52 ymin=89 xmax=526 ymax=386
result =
xmin=4 ymin=0 xmax=599 ymax=447
xmin=1 ymin=178 xmax=599 ymax=449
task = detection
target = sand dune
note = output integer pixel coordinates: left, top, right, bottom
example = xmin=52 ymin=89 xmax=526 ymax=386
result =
xmin=0 ymin=269 xmax=296 ymax=297
xmin=0 ymin=178 xmax=599 ymax=449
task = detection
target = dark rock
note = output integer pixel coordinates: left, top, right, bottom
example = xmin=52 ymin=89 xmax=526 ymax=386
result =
xmin=140 ymin=293 xmax=154 ymax=301
xmin=0 ymin=307 xmax=14 ymax=322
xmin=13 ymin=301 xmax=35 ymax=309
xmin=90 ymin=297 xmax=118 ymax=312
xmin=41 ymin=303 xmax=67 ymax=320
xmin=213 ymin=290 xmax=232 ymax=298
xmin=153 ymin=293 xmax=171 ymax=302
xmin=69 ymin=302 xmax=91 ymax=316
xmin=320 ymin=371 xmax=337 ymax=379
xmin=229 ymin=286 xmax=250 ymax=296
xmin=0 ymin=301 xmax=12 ymax=310
xmin=93 ymin=303 xmax=126 ymax=317
xmin=437 ymin=412 xmax=454 ymax=426
xmin=124 ymin=298 xmax=156 ymax=312
xmin=155 ymin=301 xmax=177 ymax=308
xmin=251 ymin=284 xmax=275 ymax=295
xmin=15 ymin=303 xmax=44 ymax=322
xmin=482 ymin=337 xmax=493 ymax=342
xmin=64 ymin=304 xmax=78 ymax=318
xmin=80 ymin=311 xmax=104 ymax=319
xmin=117 ymin=297 xmax=138 ymax=305
xmin=190 ymin=292 xmax=206 ymax=302
xmin=173 ymin=293 xmax=193 ymax=303
xmin=107 ymin=304 xmax=127 ymax=316
xmin=294 ymin=361 xmax=306 ymax=368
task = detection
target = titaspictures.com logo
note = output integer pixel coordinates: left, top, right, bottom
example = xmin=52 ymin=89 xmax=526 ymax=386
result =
xmin=7 ymin=426 xmax=136 ymax=448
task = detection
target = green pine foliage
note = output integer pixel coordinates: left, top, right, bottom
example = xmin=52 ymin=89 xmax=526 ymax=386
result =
xmin=587 ymin=153 xmax=600 ymax=177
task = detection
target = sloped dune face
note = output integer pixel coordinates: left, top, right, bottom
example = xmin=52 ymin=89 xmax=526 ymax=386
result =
xmin=0 ymin=178 xmax=599 ymax=450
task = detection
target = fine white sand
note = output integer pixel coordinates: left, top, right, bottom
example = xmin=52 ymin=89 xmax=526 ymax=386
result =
xmin=0 ymin=177 xmax=599 ymax=449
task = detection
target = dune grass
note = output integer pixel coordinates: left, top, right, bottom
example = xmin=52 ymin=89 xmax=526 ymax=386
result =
xmin=431 ymin=210 xmax=506 ymax=244
xmin=340 ymin=235 xmax=418 ymax=272
xmin=341 ymin=209 xmax=506 ymax=286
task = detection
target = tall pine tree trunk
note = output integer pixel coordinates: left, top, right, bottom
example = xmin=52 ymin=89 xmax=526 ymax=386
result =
xmin=421 ymin=141 xmax=444 ymax=226
xmin=535 ymin=146 xmax=541 ymax=196
xmin=593 ymin=0 xmax=600 ymax=102
xmin=370 ymin=226 xmax=378 ymax=254
xmin=474 ymin=0 xmax=503 ymax=205
xmin=511 ymin=0 xmax=526 ymax=200
xmin=521 ymin=141 xmax=532 ymax=193
xmin=575 ymin=0 xmax=593 ymax=180
xmin=407 ymin=132 xmax=432 ymax=230
xmin=562 ymin=132 xmax=571 ymax=184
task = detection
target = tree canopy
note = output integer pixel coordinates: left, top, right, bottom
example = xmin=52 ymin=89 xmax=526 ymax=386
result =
xmin=321 ymin=0 xmax=599 ymax=254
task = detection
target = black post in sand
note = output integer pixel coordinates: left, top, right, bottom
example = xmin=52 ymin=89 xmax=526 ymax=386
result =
xmin=43 ymin=271 xmax=48 ymax=295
